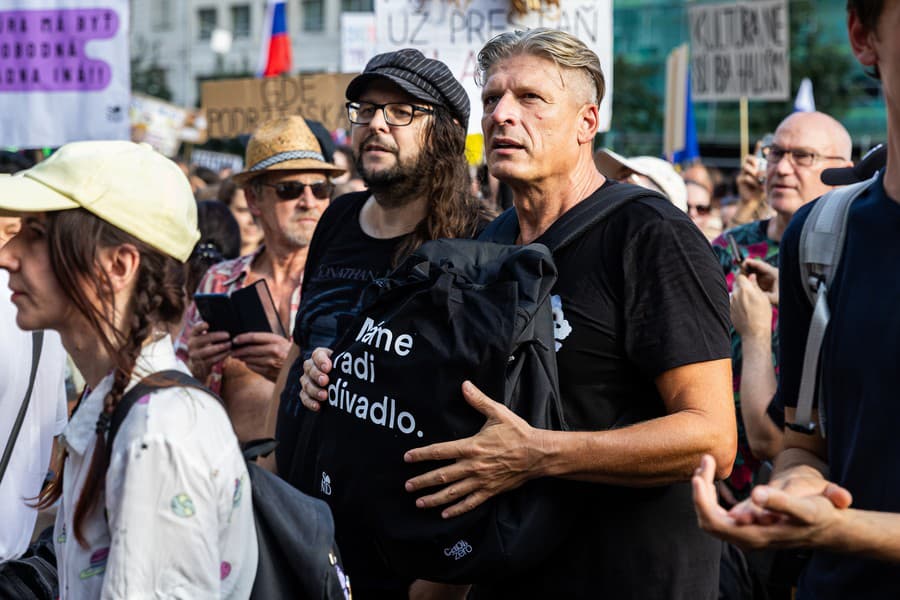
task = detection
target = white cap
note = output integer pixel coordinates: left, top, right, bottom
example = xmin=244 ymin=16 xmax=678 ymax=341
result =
xmin=595 ymin=149 xmax=688 ymax=212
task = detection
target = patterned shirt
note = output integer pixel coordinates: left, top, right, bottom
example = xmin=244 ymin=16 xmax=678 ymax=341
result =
xmin=55 ymin=336 xmax=257 ymax=599
xmin=711 ymin=219 xmax=779 ymax=501
xmin=176 ymin=246 xmax=302 ymax=393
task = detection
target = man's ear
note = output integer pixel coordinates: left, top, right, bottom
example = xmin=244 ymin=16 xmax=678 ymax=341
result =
xmin=848 ymin=9 xmax=878 ymax=68
xmin=99 ymin=243 xmax=141 ymax=294
xmin=577 ymin=103 xmax=600 ymax=145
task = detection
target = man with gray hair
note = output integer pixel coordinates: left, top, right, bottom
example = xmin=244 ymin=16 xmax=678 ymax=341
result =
xmin=403 ymin=28 xmax=736 ymax=598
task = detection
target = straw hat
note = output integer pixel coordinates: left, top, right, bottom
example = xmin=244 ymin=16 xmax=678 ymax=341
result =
xmin=232 ymin=116 xmax=345 ymax=185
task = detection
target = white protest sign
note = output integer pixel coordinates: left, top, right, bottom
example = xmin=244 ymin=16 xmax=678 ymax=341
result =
xmin=374 ymin=0 xmax=612 ymax=134
xmin=341 ymin=12 xmax=377 ymax=73
xmin=0 ymin=0 xmax=130 ymax=148
xmin=689 ymin=0 xmax=789 ymax=102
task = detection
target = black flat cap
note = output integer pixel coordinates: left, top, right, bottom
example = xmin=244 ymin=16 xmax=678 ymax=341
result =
xmin=346 ymin=49 xmax=470 ymax=130
xmin=821 ymin=144 xmax=886 ymax=185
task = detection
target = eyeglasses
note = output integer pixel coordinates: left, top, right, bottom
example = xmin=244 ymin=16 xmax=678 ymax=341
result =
xmin=688 ymin=204 xmax=712 ymax=215
xmin=259 ymin=180 xmax=333 ymax=200
xmin=762 ymin=145 xmax=846 ymax=168
xmin=346 ymin=101 xmax=434 ymax=126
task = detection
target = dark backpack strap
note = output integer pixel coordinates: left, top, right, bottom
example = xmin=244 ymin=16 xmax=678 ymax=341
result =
xmin=106 ymin=369 xmax=209 ymax=463
xmin=479 ymin=183 xmax=662 ymax=251
xmin=0 ymin=330 xmax=44 ymax=485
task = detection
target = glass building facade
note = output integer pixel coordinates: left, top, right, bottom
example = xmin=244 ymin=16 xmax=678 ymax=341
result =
xmin=606 ymin=0 xmax=886 ymax=163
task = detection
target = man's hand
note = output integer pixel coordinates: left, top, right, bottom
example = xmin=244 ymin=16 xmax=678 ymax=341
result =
xmin=230 ymin=332 xmax=292 ymax=382
xmin=299 ymin=347 xmax=333 ymax=411
xmin=733 ymin=155 xmax=768 ymax=225
xmin=742 ymin=258 xmax=778 ymax=302
xmin=693 ymin=454 xmax=852 ymax=550
xmin=403 ymin=381 xmax=546 ymax=519
xmin=186 ymin=320 xmax=232 ymax=381
xmin=731 ymin=273 xmax=774 ymax=339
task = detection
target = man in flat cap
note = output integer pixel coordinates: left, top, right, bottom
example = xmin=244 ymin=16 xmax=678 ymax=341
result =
xmin=268 ymin=49 xmax=484 ymax=597
xmin=177 ymin=116 xmax=345 ymax=442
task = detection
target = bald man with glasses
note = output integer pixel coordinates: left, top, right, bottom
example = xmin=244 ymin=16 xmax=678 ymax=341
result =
xmin=707 ymin=110 xmax=852 ymax=595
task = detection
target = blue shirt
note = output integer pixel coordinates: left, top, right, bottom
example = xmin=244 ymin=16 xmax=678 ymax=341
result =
xmin=776 ymin=171 xmax=900 ymax=599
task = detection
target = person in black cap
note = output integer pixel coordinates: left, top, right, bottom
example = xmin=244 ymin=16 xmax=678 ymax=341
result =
xmin=268 ymin=49 xmax=485 ymax=598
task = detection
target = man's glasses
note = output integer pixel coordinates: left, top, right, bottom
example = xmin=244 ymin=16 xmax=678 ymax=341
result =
xmin=762 ymin=145 xmax=846 ymax=168
xmin=346 ymin=101 xmax=434 ymax=126
xmin=259 ymin=180 xmax=333 ymax=200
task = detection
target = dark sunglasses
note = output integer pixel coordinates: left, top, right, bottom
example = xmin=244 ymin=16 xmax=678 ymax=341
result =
xmin=260 ymin=180 xmax=333 ymax=200
xmin=688 ymin=203 xmax=712 ymax=215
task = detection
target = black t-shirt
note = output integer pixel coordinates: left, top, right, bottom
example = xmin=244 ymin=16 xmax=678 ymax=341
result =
xmin=475 ymin=183 xmax=731 ymax=599
xmin=277 ymin=191 xmax=412 ymax=597
xmin=775 ymin=172 xmax=900 ymax=599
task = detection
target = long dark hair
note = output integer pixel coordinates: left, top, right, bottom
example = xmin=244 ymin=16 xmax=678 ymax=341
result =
xmin=35 ymin=208 xmax=187 ymax=547
xmin=392 ymin=106 xmax=486 ymax=264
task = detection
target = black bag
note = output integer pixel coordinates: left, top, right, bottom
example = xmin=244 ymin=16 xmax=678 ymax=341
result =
xmin=0 ymin=526 xmax=57 ymax=600
xmin=111 ymin=371 xmax=350 ymax=600
xmin=303 ymin=184 xmax=649 ymax=583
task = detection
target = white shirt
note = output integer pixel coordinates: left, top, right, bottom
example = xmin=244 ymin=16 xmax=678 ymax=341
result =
xmin=0 ymin=270 xmax=67 ymax=561
xmin=55 ymin=336 xmax=257 ymax=599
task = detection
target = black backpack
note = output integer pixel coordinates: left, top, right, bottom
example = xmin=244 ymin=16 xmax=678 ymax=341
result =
xmin=110 ymin=370 xmax=350 ymax=600
xmin=301 ymin=184 xmax=651 ymax=584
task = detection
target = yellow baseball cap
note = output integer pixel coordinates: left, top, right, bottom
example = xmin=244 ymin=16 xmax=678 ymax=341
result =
xmin=0 ymin=141 xmax=199 ymax=262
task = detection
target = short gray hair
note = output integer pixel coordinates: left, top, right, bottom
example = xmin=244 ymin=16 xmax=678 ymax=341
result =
xmin=476 ymin=28 xmax=606 ymax=106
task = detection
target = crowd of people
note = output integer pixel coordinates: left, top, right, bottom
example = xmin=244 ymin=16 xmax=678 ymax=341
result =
xmin=0 ymin=1 xmax=898 ymax=598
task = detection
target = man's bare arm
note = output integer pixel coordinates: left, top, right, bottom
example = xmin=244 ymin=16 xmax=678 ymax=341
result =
xmin=258 ymin=342 xmax=301 ymax=473
xmin=405 ymin=358 xmax=737 ymax=517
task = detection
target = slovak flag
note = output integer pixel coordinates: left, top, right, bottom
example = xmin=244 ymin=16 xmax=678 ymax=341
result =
xmin=257 ymin=0 xmax=292 ymax=78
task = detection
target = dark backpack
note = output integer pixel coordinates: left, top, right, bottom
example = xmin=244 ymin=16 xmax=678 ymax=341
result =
xmin=110 ymin=370 xmax=350 ymax=600
xmin=300 ymin=184 xmax=652 ymax=584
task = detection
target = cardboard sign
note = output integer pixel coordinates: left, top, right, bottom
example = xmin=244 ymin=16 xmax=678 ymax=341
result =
xmin=0 ymin=0 xmax=130 ymax=147
xmin=201 ymin=73 xmax=356 ymax=139
xmin=689 ymin=0 xmax=790 ymax=101
xmin=374 ymin=0 xmax=613 ymax=134
xmin=130 ymin=93 xmax=188 ymax=157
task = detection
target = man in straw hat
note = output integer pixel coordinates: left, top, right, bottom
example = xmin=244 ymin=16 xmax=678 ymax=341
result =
xmin=269 ymin=48 xmax=484 ymax=597
xmin=177 ymin=115 xmax=345 ymax=442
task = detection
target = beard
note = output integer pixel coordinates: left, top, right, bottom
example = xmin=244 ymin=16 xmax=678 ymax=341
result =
xmin=355 ymin=141 xmax=433 ymax=209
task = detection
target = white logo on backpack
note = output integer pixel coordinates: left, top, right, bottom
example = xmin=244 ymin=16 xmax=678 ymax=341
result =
xmin=443 ymin=540 xmax=473 ymax=560
xmin=321 ymin=472 xmax=332 ymax=496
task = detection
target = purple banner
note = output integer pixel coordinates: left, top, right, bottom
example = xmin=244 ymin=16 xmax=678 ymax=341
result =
xmin=0 ymin=8 xmax=119 ymax=92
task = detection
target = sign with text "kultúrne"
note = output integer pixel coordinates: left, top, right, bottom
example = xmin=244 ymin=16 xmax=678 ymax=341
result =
xmin=689 ymin=0 xmax=789 ymax=102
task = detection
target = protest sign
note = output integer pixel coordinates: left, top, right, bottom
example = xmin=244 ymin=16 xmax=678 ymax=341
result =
xmin=130 ymin=93 xmax=188 ymax=157
xmin=689 ymin=0 xmax=789 ymax=102
xmin=374 ymin=0 xmax=613 ymax=134
xmin=341 ymin=12 xmax=377 ymax=73
xmin=202 ymin=73 xmax=356 ymax=139
xmin=0 ymin=0 xmax=130 ymax=148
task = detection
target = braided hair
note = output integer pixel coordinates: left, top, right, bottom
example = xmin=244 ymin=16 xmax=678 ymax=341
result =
xmin=34 ymin=208 xmax=187 ymax=547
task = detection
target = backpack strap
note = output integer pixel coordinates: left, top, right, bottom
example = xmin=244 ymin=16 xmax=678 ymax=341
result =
xmin=0 ymin=330 xmax=44 ymax=485
xmin=479 ymin=183 xmax=664 ymax=251
xmin=791 ymin=177 xmax=874 ymax=436
xmin=106 ymin=369 xmax=208 ymax=463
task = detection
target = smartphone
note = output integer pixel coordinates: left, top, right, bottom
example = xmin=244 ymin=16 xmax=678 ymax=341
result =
xmin=194 ymin=293 xmax=241 ymax=337
xmin=726 ymin=234 xmax=744 ymax=268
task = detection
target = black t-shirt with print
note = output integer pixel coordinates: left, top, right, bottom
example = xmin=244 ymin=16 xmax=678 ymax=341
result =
xmin=277 ymin=191 xmax=413 ymax=598
xmin=474 ymin=183 xmax=731 ymax=599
